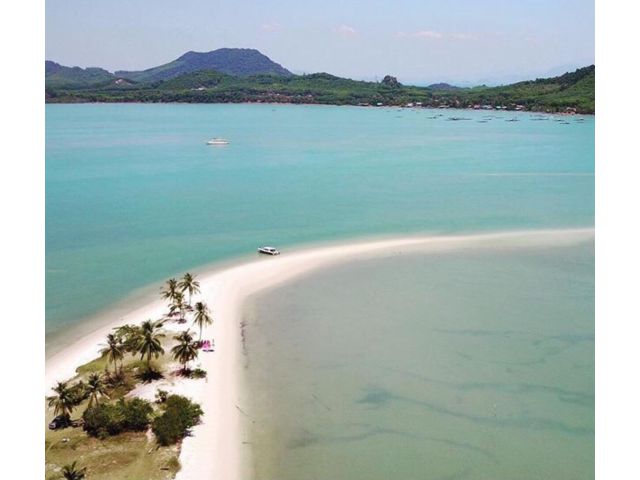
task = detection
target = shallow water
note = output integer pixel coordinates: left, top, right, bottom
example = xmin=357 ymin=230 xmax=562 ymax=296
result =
xmin=46 ymin=104 xmax=593 ymax=340
xmin=241 ymin=240 xmax=594 ymax=479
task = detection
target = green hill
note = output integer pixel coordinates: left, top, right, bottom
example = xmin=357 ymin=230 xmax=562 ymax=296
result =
xmin=114 ymin=48 xmax=292 ymax=82
xmin=441 ymin=66 xmax=595 ymax=113
xmin=45 ymin=61 xmax=114 ymax=88
xmin=45 ymin=57 xmax=595 ymax=113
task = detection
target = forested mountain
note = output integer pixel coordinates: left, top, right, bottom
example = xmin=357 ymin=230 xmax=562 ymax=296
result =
xmin=44 ymin=52 xmax=595 ymax=113
xmin=114 ymin=48 xmax=293 ymax=82
xmin=45 ymin=61 xmax=114 ymax=88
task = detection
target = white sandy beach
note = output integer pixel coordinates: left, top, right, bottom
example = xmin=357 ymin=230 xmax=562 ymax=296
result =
xmin=44 ymin=228 xmax=594 ymax=480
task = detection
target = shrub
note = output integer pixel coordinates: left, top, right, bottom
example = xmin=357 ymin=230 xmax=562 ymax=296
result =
xmin=83 ymin=397 xmax=153 ymax=438
xmin=121 ymin=398 xmax=154 ymax=431
xmin=190 ymin=368 xmax=207 ymax=379
xmin=164 ymin=395 xmax=203 ymax=428
xmin=152 ymin=395 xmax=203 ymax=446
xmin=151 ymin=410 xmax=184 ymax=446
xmin=83 ymin=403 xmax=124 ymax=438
xmin=155 ymin=389 xmax=169 ymax=404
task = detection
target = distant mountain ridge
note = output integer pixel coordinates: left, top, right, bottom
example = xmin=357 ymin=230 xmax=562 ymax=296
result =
xmin=44 ymin=51 xmax=594 ymax=113
xmin=427 ymin=82 xmax=461 ymax=91
xmin=45 ymin=60 xmax=114 ymax=87
xmin=114 ymin=48 xmax=293 ymax=82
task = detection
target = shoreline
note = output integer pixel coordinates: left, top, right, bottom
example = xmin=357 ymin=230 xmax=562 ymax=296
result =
xmin=45 ymin=227 xmax=594 ymax=480
xmin=44 ymin=101 xmax=596 ymax=116
xmin=44 ymin=251 xmax=260 ymax=360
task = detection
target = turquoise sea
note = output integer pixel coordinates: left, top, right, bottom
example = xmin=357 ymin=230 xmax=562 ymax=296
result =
xmin=46 ymin=104 xmax=593 ymax=340
xmin=46 ymin=103 xmax=594 ymax=478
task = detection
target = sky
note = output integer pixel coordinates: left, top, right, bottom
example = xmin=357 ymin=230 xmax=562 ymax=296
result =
xmin=45 ymin=0 xmax=594 ymax=86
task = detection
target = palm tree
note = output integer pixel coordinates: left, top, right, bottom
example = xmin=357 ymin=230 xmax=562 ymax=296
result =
xmin=113 ymin=324 xmax=141 ymax=354
xmin=169 ymin=291 xmax=191 ymax=322
xmin=171 ymin=330 xmax=199 ymax=374
xmin=160 ymin=278 xmax=179 ymax=302
xmin=192 ymin=301 xmax=213 ymax=341
xmin=179 ymin=273 xmax=201 ymax=306
xmin=61 ymin=461 xmax=86 ymax=480
xmin=47 ymin=381 xmax=75 ymax=423
xmin=136 ymin=319 xmax=165 ymax=369
xmin=100 ymin=333 xmax=124 ymax=373
xmin=86 ymin=373 xmax=109 ymax=408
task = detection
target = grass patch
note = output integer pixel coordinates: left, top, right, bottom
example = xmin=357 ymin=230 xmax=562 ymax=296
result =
xmin=45 ymin=428 xmax=180 ymax=480
xmin=75 ymin=353 xmax=110 ymax=375
xmin=165 ymin=455 xmax=181 ymax=471
xmin=46 ymin=394 xmax=181 ymax=480
xmin=46 ymin=330 xmax=187 ymax=479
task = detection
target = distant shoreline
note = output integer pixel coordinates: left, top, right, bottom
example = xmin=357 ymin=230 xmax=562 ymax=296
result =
xmin=44 ymin=100 xmax=595 ymax=115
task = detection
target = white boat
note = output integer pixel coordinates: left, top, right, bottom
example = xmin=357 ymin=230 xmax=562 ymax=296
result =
xmin=258 ymin=246 xmax=280 ymax=256
xmin=206 ymin=138 xmax=229 ymax=146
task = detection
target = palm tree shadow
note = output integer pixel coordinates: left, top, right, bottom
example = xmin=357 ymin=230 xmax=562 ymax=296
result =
xmin=173 ymin=367 xmax=207 ymax=379
xmin=136 ymin=368 xmax=164 ymax=384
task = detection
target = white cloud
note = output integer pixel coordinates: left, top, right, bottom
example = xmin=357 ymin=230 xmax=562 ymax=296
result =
xmin=413 ymin=30 xmax=444 ymax=39
xmin=450 ymin=32 xmax=477 ymax=41
xmin=397 ymin=30 xmax=443 ymax=39
xmin=260 ymin=22 xmax=281 ymax=33
xmin=335 ymin=25 xmax=358 ymax=38
xmin=397 ymin=30 xmax=478 ymax=41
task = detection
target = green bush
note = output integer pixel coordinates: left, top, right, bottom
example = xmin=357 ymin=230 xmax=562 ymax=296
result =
xmin=121 ymin=398 xmax=154 ymax=431
xmin=151 ymin=409 xmax=184 ymax=446
xmin=190 ymin=368 xmax=207 ymax=379
xmin=152 ymin=395 xmax=203 ymax=446
xmin=165 ymin=395 xmax=203 ymax=428
xmin=83 ymin=397 xmax=153 ymax=438
xmin=83 ymin=403 xmax=125 ymax=438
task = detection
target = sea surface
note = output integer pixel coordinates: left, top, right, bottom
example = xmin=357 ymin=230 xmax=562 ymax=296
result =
xmin=46 ymin=104 xmax=593 ymax=342
xmin=242 ymin=240 xmax=594 ymax=479
xmin=47 ymin=103 xmax=594 ymax=478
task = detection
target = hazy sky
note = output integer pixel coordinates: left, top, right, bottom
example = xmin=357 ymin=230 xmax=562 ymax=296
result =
xmin=46 ymin=0 xmax=594 ymax=85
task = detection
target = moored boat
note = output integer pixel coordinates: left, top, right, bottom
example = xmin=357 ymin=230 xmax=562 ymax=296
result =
xmin=258 ymin=246 xmax=280 ymax=255
xmin=206 ymin=138 xmax=229 ymax=145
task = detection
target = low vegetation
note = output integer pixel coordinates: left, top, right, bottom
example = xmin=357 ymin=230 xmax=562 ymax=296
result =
xmin=46 ymin=272 xmax=211 ymax=479
xmin=46 ymin=428 xmax=181 ymax=480
xmin=83 ymin=398 xmax=153 ymax=438
xmin=61 ymin=461 xmax=86 ymax=480
xmin=152 ymin=395 xmax=203 ymax=446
